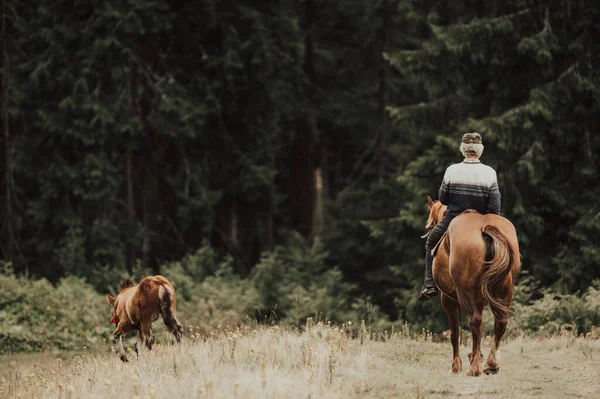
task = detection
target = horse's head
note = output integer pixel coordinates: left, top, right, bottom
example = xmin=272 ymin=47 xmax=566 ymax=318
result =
xmin=422 ymin=196 xmax=447 ymax=238
xmin=106 ymin=294 xmax=119 ymax=324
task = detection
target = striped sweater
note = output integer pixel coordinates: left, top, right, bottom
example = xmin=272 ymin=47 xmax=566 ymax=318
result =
xmin=438 ymin=160 xmax=501 ymax=216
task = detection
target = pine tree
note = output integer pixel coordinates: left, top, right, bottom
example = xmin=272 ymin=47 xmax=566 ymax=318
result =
xmin=386 ymin=0 xmax=600 ymax=303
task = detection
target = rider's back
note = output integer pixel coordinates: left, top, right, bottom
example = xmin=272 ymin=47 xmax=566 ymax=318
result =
xmin=439 ymin=161 xmax=500 ymax=217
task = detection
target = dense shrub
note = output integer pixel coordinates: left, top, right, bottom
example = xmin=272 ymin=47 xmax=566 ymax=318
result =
xmin=0 ymin=236 xmax=389 ymax=353
xmin=509 ymin=277 xmax=600 ymax=336
xmin=10 ymin=243 xmax=599 ymax=355
xmin=251 ymin=233 xmax=384 ymax=327
xmin=0 ymin=270 xmax=110 ymax=354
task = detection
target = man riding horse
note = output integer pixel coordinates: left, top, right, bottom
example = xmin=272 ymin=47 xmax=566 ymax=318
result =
xmin=419 ymin=132 xmax=501 ymax=301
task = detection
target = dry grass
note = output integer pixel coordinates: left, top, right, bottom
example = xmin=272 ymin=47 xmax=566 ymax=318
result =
xmin=2 ymin=322 xmax=600 ymax=399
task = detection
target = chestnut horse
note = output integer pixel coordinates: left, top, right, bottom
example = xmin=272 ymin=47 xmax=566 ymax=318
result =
xmin=425 ymin=196 xmax=520 ymax=376
xmin=106 ymin=275 xmax=184 ymax=362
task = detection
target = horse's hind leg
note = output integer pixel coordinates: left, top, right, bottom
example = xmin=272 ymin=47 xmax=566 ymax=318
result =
xmin=162 ymin=311 xmax=184 ymax=344
xmin=460 ymin=293 xmax=485 ymax=377
xmin=484 ymin=292 xmax=512 ymax=375
xmin=159 ymin=287 xmax=184 ymax=344
xmin=441 ymin=293 xmax=462 ymax=374
xmin=483 ymin=315 xmax=506 ymax=375
xmin=140 ymin=320 xmax=154 ymax=350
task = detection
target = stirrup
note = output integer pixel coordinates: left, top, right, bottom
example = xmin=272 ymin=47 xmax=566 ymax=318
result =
xmin=418 ymin=285 xmax=439 ymax=301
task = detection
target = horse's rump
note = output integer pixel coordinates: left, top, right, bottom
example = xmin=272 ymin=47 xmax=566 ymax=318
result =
xmin=434 ymin=212 xmax=520 ymax=312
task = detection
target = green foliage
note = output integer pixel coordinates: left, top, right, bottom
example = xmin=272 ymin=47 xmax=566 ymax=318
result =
xmin=0 ymin=273 xmax=110 ymax=354
xmin=384 ymin=0 xmax=600 ymax=301
xmin=252 ymin=233 xmax=379 ymax=326
xmin=509 ymin=277 xmax=600 ymax=336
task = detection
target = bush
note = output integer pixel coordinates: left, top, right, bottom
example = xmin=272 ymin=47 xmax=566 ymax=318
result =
xmin=161 ymin=254 xmax=260 ymax=332
xmin=0 ymin=271 xmax=110 ymax=354
xmin=251 ymin=233 xmax=387 ymax=327
xmin=509 ymin=277 xmax=600 ymax=336
xmin=0 ymin=236 xmax=392 ymax=354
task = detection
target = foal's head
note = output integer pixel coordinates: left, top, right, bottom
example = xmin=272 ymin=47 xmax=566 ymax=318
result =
xmin=425 ymin=196 xmax=447 ymax=232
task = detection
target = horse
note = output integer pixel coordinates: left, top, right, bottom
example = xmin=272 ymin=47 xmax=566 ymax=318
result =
xmin=106 ymin=275 xmax=184 ymax=362
xmin=425 ymin=196 xmax=520 ymax=376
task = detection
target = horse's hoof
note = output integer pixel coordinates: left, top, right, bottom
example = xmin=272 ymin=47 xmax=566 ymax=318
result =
xmin=483 ymin=366 xmax=499 ymax=375
xmin=120 ymin=354 xmax=129 ymax=362
xmin=466 ymin=367 xmax=482 ymax=377
xmin=468 ymin=352 xmax=484 ymax=362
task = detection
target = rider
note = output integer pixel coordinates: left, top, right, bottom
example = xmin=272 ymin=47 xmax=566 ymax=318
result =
xmin=418 ymin=132 xmax=501 ymax=301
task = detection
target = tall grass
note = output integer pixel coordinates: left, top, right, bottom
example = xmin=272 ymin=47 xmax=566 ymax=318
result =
xmin=3 ymin=322 xmax=600 ymax=399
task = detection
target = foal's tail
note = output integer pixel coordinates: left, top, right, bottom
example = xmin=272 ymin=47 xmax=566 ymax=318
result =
xmin=481 ymin=225 xmax=519 ymax=318
xmin=158 ymin=285 xmax=176 ymax=325
xmin=158 ymin=283 xmax=184 ymax=343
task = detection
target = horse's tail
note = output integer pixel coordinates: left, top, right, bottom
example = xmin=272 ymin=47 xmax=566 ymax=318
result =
xmin=158 ymin=284 xmax=175 ymax=324
xmin=158 ymin=283 xmax=184 ymax=343
xmin=481 ymin=225 xmax=518 ymax=318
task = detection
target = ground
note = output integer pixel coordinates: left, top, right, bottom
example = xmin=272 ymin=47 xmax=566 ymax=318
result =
xmin=1 ymin=324 xmax=599 ymax=398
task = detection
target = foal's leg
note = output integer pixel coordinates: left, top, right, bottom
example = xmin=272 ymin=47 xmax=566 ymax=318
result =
xmin=140 ymin=319 xmax=154 ymax=350
xmin=459 ymin=293 xmax=485 ymax=377
xmin=441 ymin=293 xmax=462 ymax=374
xmin=135 ymin=330 xmax=144 ymax=358
xmin=160 ymin=301 xmax=184 ymax=344
xmin=113 ymin=326 xmax=129 ymax=362
xmin=162 ymin=312 xmax=184 ymax=344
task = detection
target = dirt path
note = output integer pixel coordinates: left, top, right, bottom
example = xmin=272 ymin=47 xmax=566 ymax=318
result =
xmin=366 ymin=336 xmax=600 ymax=398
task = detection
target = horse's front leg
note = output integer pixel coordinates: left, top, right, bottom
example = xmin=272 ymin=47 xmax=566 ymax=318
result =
xmin=441 ymin=293 xmax=462 ymax=374
xmin=113 ymin=327 xmax=129 ymax=362
xmin=135 ymin=330 xmax=143 ymax=358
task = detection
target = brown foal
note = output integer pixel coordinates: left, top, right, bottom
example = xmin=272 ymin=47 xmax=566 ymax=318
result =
xmin=106 ymin=275 xmax=184 ymax=362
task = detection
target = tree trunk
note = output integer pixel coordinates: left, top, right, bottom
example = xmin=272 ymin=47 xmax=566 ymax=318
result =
xmin=263 ymin=154 xmax=275 ymax=251
xmin=125 ymin=148 xmax=135 ymax=273
xmin=230 ymin=198 xmax=239 ymax=249
xmin=289 ymin=0 xmax=318 ymax=238
xmin=377 ymin=1 xmax=390 ymax=183
xmin=1 ymin=0 xmax=14 ymax=263
xmin=312 ymin=167 xmax=324 ymax=245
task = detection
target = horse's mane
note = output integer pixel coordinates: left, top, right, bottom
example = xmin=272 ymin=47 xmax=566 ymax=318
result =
xmin=120 ymin=279 xmax=136 ymax=291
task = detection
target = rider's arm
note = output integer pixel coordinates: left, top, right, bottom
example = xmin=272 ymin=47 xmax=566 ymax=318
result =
xmin=438 ymin=168 xmax=450 ymax=205
xmin=487 ymin=170 xmax=501 ymax=214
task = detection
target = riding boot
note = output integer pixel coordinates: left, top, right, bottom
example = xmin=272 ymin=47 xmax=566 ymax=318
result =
xmin=418 ymin=252 xmax=439 ymax=301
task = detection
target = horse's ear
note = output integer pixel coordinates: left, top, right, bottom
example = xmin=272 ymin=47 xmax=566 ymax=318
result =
xmin=427 ymin=196 xmax=434 ymax=209
xmin=106 ymin=294 xmax=115 ymax=306
xmin=120 ymin=279 xmax=135 ymax=291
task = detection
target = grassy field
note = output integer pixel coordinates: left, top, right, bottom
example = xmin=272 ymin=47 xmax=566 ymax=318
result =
xmin=1 ymin=323 xmax=599 ymax=399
